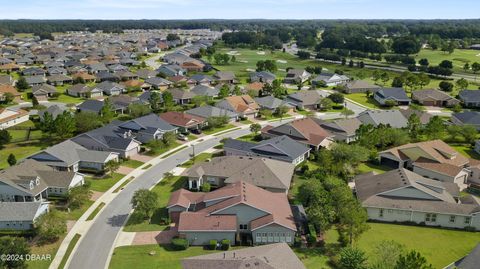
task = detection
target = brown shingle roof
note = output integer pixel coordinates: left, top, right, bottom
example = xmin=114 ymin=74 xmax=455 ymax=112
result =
xmin=159 ymin=111 xmax=205 ymax=128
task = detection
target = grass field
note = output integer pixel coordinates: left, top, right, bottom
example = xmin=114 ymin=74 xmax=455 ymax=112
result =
xmin=344 ymin=93 xmax=381 ymax=109
xmin=357 ymin=162 xmax=392 ymax=174
xmin=0 ymin=140 xmax=51 ymax=169
xmin=121 ymin=159 xmax=144 ymax=168
xmin=27 ymin=237 xmax=64 ymax=269
xmin=85 ymin=173 xmax=126 ymax=192
xmin=415 ymin=48 xmax=480 ymax=73
xmin=451 ymin=144 xmax=480 ymax=159
xmin=180 ymin=153 xmax=213 ymax=168
xmin=109 ymin=245 xmax=243 ymax=269
xmin=123 ymin=176 xmax=187 ymax=232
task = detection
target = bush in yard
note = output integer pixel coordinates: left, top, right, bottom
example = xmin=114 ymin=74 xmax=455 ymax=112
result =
xmin=294 ymin=236 xmax=302 ymax=247
xmin=200 ymin=182 xmax=211 ymax=192
xmin=171 ymin=238 xmax=189 ymax=250
xmin=221 ymin=239 xmax=230 ymax=250
xmin=209 ymin=239 xmax=218 ymax=250
xmin=384 ymin=100 xmax=397 ymax=107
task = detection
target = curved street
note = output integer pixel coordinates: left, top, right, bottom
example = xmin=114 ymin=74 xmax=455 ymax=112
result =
xmin=65 ymin=119 xmax=293 ymax=269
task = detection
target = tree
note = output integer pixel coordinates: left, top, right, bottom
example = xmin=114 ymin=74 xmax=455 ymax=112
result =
xmin=148 ymin=91 xmax=162 ymax=112
xmin=39 ymin=111 xmax=56 ymax=135
xmin=455 ymin=78 xmax=469 ymax=90
xmin=339 ymin=247 xmax=368 ymax=269
xmin=439 ymin=81 xmax=454 ymax=92
xmin=131 ymin=189 xmax=158 ymax=221
xmin=380 ymin=72 xmax=390 ymax=86
xmin=219 ymin=84 xmax=230 ymax=98
xmin=249 ymin=123 xmax=261 ymax=134
xmin=407 ymin=113 xmax=421 ymax=139
xmin=419 ymin=58 xmax=429 ymax=66
xmin=370 ymin=240 xmax=405 ymax=269
xmin=439 ymin=60 xmax=453 ymax=69
xmin=337 ymin=199 xmax=369 ymax=246
xmin=424 ymin=116 xmax=446 ymax=140
xmin=1 ymin=92 xmax=14 ymax=104
xmin=16 ymin=76 xmax=29 ymax=91
xmin=67 ymin=185 xmax=92 ymax=209
xmin=0 ymin=237 xmax=30 ymax=269
xmin=417 ymin=73 xmax=430 ymax=89
xmin=274 ymin=105 xmax=289 ymax=119
xmin=298 ymin=180 xmax=336 ymax=232
xmin=394 ymin=251 xmax=433 ymax=269
xmin=472 ymin=62 xmax=480 ymax=81
xmin=7 ymin=153 xmax=16 ymax=166
xmin=101 ymin=99 xmax=115 ymax=123
xmin=75 ymin=112 xmax=103 ymax=133
xmin=32 ymin=95 xmax=39 ymax=107
xmin=36 ymin=211 xmax=67 ymax=243
xmin=162 ymin=131 xmax=176 ymax=146
xmin=392 ymin=36 xmax=421 ymax=55
xmin=259 ymin=108 xmax=273 ymax=119
xmin=391 ymin=76 xmax=404 ymax=88
xmin=319 ymin=98 xmax=334 ymax=111
xmin=463 ymin=62 xmax=470 ymax=73
xmin=0 ymin=129 xmax=11 ymax=146
xmin=162 ymin=91 xmax=175 ymax=110
xmin=105 ymin=159 xmax=120 ymax=175
xmin=328 ymin=92 xmax=345 ymax=104
xmin=128 ymin=103 xmax=151 ymax=118
xmin=54 ymin=111 xmax=76 ymax=139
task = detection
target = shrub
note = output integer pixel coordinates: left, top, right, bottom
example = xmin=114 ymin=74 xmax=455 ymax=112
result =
xmin=221 ymin=239 xmax=230 ymax=250
xmin=200 ymin=182 xmax=211 ymax=192
xmin=307 ymin=234 xmax=317 ymax=245
xmin=294 ymin=236 xmax=302 ymax=247
xmin=171 ymin=238 xmax=189 ymax=250
xmin=384 ymin=100 xmax=397 ymax=107
xmin=209 ymin=239 xmax=218 ymax=250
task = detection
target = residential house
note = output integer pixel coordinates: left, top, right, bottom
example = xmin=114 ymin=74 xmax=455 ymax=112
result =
xmin=145 ymin=77 xmax=172 ymax=91
xmin=261 ymin=118 xmax=334 ymax=150
xmin=72 ymin=72 xmax=96 ymax=83
xmin=186 ymin=105 xmax=239 ymax=122
xmin=412 ymin=89 xmax=460 ymax=107
xmin=243 ymin=82 xmax=264 ymax=97
xmin=216 ymin=95 xmax=260 ymax=119
xmin=0 ymin=202 xmax=49 ymax=231
xmin=32 ymin=84 xmax=57 ymax=100
xmin=157 ymin=64 xmax=186 ymax=77
xmin=96 ymin=71 xmax=120 ymax=82
xmin=285 ymin=90 xmax=322 ymax=110
xmin=159 ymin=111 xmax=206 ymax=133
xmin=122 ymin=79 xmax=151 ymax=91
xmin=254 ymin=95 xmax=294 ymax=112
xmin=283 ymin=69 xmax=311 ymax=84
xmin=29 ymin=140 xmax=119 ymax=173
xmin=0 ymin=85 xmax=20 ymax=102
xmin=373 ymin=88 xmax=411 ymax=106
xmin=182 ymin=156 xmax=294 ymax=192
xmin=181 ymin=60 xmax=205 ymax=72
xmin=459 ymin=90 xmax=480 ymax=108
xmin=93 ymin=81 xmax=125 ymax=96
xmin=188 ymin=74 xmax=213 ymax=86
xmin=22 ymin=67 xmax=45 ymax=77
xmin=166 ymin=88 xmax=196 ymax=105
xmin=114 ymin=71 xmax=138 ymax=81
xmin=452 ymin=111 xmax=480 ymax=131
xmin=312 ymin=73 xmax=349 ymax=87
xmin=399 ymin=108 xmax=433 ymax=125
xmin=136 ymin=69 xmax=159 ymax=80
xmin=116 ymin=114 xmax=178 ymax=143
xmin=250 ymin=71 xmax=276 ymax=84
xmin=357 ymin=110 xmax=409 ymax=128
xmin=0 ymin=75 xmax=14 ymax=86
xmin=0 ymin=159 xmax=85 ymax=201
xmin=167 ymin=181 xmax=296 ymax=245
xmin=38 ymin=105 xmax=68 ymax=121
xmin=109 ymin=95 xmax=144 ymax=114
xmin=341 ymin=80 xmax=380 ymax=94
xmin=224 ymin=135 xmax=310 ymax=165
xmin=25 ymin=75 xmax=47 ymax=87
xmin=0 ymin=108 xmax=29 ymax=129
xmin=213 ymin=71 xmax=236 ymax=84
xmin=67 ymin=84 xmax=103 ymax=98
xmin=314 ymin=117 xmax=362 ymax=143
xmin=182 ymin=243 xmax=306 ymax=269
xmin=190 ymin=84 xmax=219 ymax=98
xmin=77 ymin=99 xmax=105 ymax=114
xmin=379 ymin=140 xmax=470 ymax=189
xmin=355 ymin=168 xmax=480 ymax=231
xmin=47 ymin=74 xmax=73 ymax=86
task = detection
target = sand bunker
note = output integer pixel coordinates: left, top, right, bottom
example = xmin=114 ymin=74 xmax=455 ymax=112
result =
xmin=256 ymin=51 xmax=265 ymax=55
xmin=227 ymin=51 xmax=240 ymax=56
xmin=246 ymin=68 xmax=256 ymax=72
xmin=276 ymin=60 xmax=287 ymax=64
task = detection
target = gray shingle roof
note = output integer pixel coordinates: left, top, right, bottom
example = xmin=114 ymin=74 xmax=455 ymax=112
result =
xmin=0 ymin=202 xmax=45 ymax=222
xmin=375 ymin=87 xmax=410 ymax=101
xmin=357 ymin=110 xmax=408 ymax=128
xmin=186 ymin=105 xmax=238 ymax=119
xmin=459 ymin=90 xmax=480 ymax=102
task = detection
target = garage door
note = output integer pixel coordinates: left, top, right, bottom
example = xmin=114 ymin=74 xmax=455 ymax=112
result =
xmin=380 ymin=157 xmax=400 ymax=168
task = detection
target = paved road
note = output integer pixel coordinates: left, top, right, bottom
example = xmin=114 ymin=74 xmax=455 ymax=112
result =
xmin=67 ymin=121 xmax=292 ymax=269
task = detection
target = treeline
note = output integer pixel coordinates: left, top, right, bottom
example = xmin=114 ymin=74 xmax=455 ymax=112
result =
xmin=222 ymin=27 xmax=317 ymax=49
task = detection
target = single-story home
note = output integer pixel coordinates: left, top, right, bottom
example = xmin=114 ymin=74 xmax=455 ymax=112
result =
xmin=373 ymin=88 xmax=411 ymax=106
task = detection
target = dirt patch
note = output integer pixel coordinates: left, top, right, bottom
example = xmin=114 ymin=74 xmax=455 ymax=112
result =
xmin=90 ymin=191 xmax=103 ymax=201
xmin=118 ymin=166 xmax=135 ymax=175
xmin=132 ymin=228 xmax=178 ymax=245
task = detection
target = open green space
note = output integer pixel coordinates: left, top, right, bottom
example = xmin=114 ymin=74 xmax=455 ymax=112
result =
xmin=109 ymin=245 xmax=243 ymax=269
xmin=121 ymin=159 xmax=144 ymax=168
xmin=0 ymin=140 xmax=51 ymax=169
xmin=123 ymin=176 xmax=187 ymax=232
xmin=85 ymin=173 xmax=126 ymax=192
xmin=415 ymin=48 xmax=480 ymax=73
xmin=451 ymin=144 xmax=480 ymax=159
xmin=357 ymin=162 xmax=392 ymax=174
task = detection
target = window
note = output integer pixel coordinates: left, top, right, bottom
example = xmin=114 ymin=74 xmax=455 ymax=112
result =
xmin=450 ymin=215 xmax=456 ymax=223
xmin=465 ymin=217 xmax=471 ymax=224
xmin=379 ymin=209 xmax=384 ymax=218
xmin=239 ymin=224 xmax=247 ymax=230
xmin=425 ymin=213 xmax=437 ymax=222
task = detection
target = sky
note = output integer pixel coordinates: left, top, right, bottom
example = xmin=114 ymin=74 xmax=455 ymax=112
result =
xmin=1 ymin=0 xmax=479 ymax=20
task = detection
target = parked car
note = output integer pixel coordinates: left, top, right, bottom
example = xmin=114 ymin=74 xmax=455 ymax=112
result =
xmin=177 ymin=133 xmax=188 ymax=141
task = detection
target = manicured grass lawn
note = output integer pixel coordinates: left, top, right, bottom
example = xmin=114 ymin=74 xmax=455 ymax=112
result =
xmin=58 ymin=234 xmax=81 ymax=269
xmin=294 ymin=248 xmax=332 ymax=269
xmin=27 ymin=237 xmax=64 ymax=269
xmin=85 ymin=173 xmax=126 ymax=192
xmin=121 ymin=159 xmax=144 ymax=168
xmin=415 ymin=48 xmax=480 ymax=74
xmin=345 ymin=93 xmax=382 ymax=109
xmin=237 ymin=133 xmax=261 ymax=143
xmin=0 ymin=140 xmax=50 ymax=169
xmin=56 ymin=199 xmax=95 ymax=221
xmin=87 ymin=202 xmax=105 ymax=221
xmin=326 ymin=223 xmax=480 ymax=268
xmin=110 ymin=245 xmax=243 ymax=269
xmin=123 ymin=176 xmax=187 ymax=232
xmin=202 ymin=124 xmax=236 ymax=135
xmin=451 ymin=144 xmax=480 ymax=159
xmin=239 ymin=119 xmax=253 ymax=125
xmin=180 ymin=153 xmax=213 ymax=168
xmin=145 ymin=142 xmax=181 ymax=157
xmin=357 ymin=162 xmax=392 ymax=174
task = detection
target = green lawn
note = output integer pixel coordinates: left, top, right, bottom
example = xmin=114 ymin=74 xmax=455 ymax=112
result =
xmin=326 ymin=223 xmax=480 ymax=269
xmin=357 ymin=162 xmax=392 ymax=174
xmin=27 ymin=237 xmax=63 ymax=269
xmin=55 ymin=199 xmax=95 ymax=221
xmin=415 ymin=48 xmax=480 ymax=74
xmin=294 ymin=248 xmax=332 ymax=269
xmin=87 ymin=202 xmax=106 ymax=221
xmin=237 ymin=133 xmax=261 ymax=143
xmin=110 ymin=245 xmax=243 ymax=269
xmin=0 ymin=140 xmax=51 ymax=169
xmin=123 ymin=176 xmax=187 ymax=232
xmin=180 ymin=153 xmax=213 ymax=168
xmin=202 ymin=124 xmax=236 ymax=135
xmin=451 ymin=144 xmax=480 ymax=159
xmin=145 ymin=142 xmax=181 ymax=157
xmin=58 ymin=234 xmax=81 ymax=269
xmin=345 ymin=93 xmax=382 ymax=109
xmin=85 ymin=173 xmax=126 ymax=192
xmin=121 ymin=159 xmax=144 ymax=168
